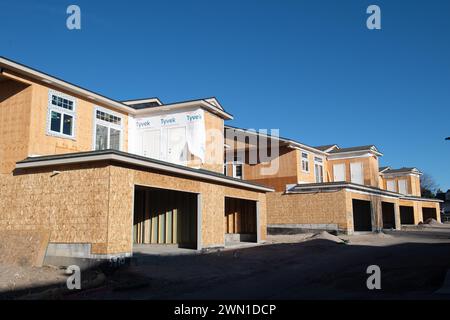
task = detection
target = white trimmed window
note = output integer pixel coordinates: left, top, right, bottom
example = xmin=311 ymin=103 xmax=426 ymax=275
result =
xmin=47 ymin=90 xmax=76 ymax=138
xmin=232 ymin=156 xmax=244 ymax=180
xmin=301 ymin=152 xmax=309 ymax=172
xmin=233 ymin=163 xmax=243 ymax=180
xmin=94 ymin=107 xmax=123 ymax=151
xmin=314 ymin=156 xmax=324 ymax=183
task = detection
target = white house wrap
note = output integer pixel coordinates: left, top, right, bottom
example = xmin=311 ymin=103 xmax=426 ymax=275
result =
xmin=130 ymin=108 xmax=206 ymax=164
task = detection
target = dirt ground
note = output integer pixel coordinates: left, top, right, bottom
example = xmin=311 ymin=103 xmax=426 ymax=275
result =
xmin=0 ymin=265 xmax=67 ymax=298
xmin=2 ymin=227 xmax=450 ymax=300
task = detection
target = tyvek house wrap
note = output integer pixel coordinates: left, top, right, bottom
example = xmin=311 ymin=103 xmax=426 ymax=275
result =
xmin=131 ymin=108 xmax=206 ymax=163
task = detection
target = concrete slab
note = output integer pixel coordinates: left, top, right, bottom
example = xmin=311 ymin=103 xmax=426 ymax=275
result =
xmin=132 ymin=244 xmax=198 ymax=256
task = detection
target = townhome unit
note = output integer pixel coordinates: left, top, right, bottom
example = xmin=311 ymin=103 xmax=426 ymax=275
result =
xmin=224 ymin=126 xmax=442 ymax=234
xmin=0 ymin=57 xmax=273 ymax=261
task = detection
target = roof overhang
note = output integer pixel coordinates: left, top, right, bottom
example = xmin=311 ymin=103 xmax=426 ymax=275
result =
xmin=0 ymin=57 xmax=233 ymax=120
xmin=224 ymin=126 xmax=328 ymax=156
xmin=122 ymin=97 xmax=163 ymax=106
xmin=381 ymin=167 xmax=422 ymax=178
xmin=15 ymin=150 xmax=273 ymax=193
xmin=286 ymin=182 xmax=443 ymax=202
xmin=327 ymin=149 xmax=383 ymax=160
xmin=135 ymin=99 xmax=233 ymax=120
xmin=0 ymin=57 xmax=136 ymax=114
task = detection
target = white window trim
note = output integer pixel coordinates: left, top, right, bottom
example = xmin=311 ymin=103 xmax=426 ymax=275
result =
xmin=46 ymin=89 xmax=77 ymax=140
xmin=398 ymin=179 xmax=409 ymax=195
xmin=92 ymin=106 xmax=124 ymax=151
xmin=301 ymin=151 xmax=310 ymax=173
xmin=386 ymin=179 xmax=397 ymax=192
xmin=314 ymin=156 xmax=325 ymax=183
xmin=232 ymin=161 xmax=244 ymax=180
xmin=333 ymin=163 xmax=346 ymax=182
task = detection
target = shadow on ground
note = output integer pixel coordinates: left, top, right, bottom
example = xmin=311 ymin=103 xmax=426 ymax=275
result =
xmin=2 ymin=234 xmax=450 ymax=300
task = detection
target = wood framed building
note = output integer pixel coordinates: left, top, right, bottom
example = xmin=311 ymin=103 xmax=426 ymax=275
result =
xmin=0 ymin=57 xmax=272 ymax=260
xmin=224 ymin=126 xmax=442 ymax=234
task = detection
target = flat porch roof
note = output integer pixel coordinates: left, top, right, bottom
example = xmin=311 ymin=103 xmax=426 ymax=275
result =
xmin=286 ymin=182 xmax=442 ymax=203
xmin=15 ymin=149 xmax=274 ymax=193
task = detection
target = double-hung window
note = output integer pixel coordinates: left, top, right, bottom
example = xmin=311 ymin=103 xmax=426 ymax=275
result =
xmin=94 ymin=107 xmax=123 ymax=151
xmin=47 ymin=90 xmax=76 ymax=138
xmin=301 ymin=152 xmax=309 ymax=172
xmin=314 ymin=156 xmax=324 ymax=183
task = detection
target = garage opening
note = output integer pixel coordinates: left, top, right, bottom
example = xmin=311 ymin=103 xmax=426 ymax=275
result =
xmin=422 ymin=207 xmax=437 ymax=222
xmin=225 ymin=197 xmax=257 ymax=244
xmin=382 ymin=202 xmax=396 ymax=229
xmin=400 ymin=205 xmax=415 ymax=225
xmin=352 ymin=199 xmax=372 ymax=232
xmin=133 ymin=186 xmax=197 ymax=249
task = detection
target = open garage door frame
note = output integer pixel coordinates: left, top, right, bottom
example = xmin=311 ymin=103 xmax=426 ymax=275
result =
xmin=422 ymin=207 xmax=437 ymax=222
xmin=133 ymin=186 xmax=201 ymax=249
xmin=352 ymin=199 xmax=372 ymax=232
xmin=400 ymin=205 xmax=415 ymax=225
xmin=381 ymin=202 xmax=396 ymax=229
xmin=224 ymin=197 xmax=259 ymax=244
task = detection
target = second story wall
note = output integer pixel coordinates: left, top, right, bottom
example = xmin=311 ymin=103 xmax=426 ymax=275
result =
xmin=0 ymin=72 xmax=130 ymax=174
xmin=327 ymin=156 xmax=380 ymax=187
xmin=380 ymin=174 xmax=421 ymax=196
xmin=296 ymin=149 xmax=329 ymax=184
xmin=28 ymin=80 xmax=129 ymax=157
xmin=0 ymin=78 xmax=32 ymax=174
xmin=129 ymin=107 xmax=225 ymax=173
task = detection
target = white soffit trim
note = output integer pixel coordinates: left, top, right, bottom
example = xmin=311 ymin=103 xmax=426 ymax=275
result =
xmin=16 ymin=153 xmax=273 ymax=192
xmin=122 ymin=98 xmax=163 ymax=106
xmin=135 ymin=100 xmax=233 ymax=120
xmin=327 ymin=152 xmax=380 ymax=160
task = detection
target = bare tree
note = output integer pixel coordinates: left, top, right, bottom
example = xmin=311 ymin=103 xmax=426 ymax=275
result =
xmin=420 ymin=173 xmax=439 ymax=198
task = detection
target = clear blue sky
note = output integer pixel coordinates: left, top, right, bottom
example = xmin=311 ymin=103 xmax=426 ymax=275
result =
xmin=1 ymin=0 xmax=449 ymax=190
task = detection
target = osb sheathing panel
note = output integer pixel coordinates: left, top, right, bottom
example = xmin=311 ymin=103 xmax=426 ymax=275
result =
xmin=327 ymin=156 xmax=379 ymax=187
xmin=380 ymin=175 xmax=421 ymax=197
xmin=399 ymin=199 xmax=441 ymax=223
xmin=202 ymin=112 xmax=224 ymax=173
xmin=0 ymin=164 xmax=111 ymax=254
xmin=128 ymin=164 xmax=267 ymax=248
xmin=0 ymin=162 xmax=268 ymax=255
xmin=28 ymin=82 xmax=129 ymax=157
xmin=0 ymin=80 xmax=32 ymax=174
xmin=266 ymin=190 xmax=349 ymax=231
xmin=345 ymin=192 xmax=401 ymax=231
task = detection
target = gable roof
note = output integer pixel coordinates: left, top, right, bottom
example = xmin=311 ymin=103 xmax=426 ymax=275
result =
xmin=314 ymin=144 xmax=339 ymax=152
xmin=328 ymin=145 xmax=380 ymax=154
xmin=379 ymin=166 xmax=391 ymax=173
xmin=381 ymin=167 xmax=422 ymax=175
xmin=224 ymin=125 xmax=328 ymax=155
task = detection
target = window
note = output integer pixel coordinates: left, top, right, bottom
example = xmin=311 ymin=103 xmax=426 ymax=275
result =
xmin=94 ymin=107 xmax=123 ymax=151
xmin=398 ymin=179 xmax=408 ymax=195
xmin=386 ymin=180 xmax=396 ymax=192
xmin=350 ymin=162 xmax=364 ymax=185
xmin=223 ymin=164 xmax=228 ymax=176
xmin=233 ymin=163 xmax=243 ymax=179
xmin=47 ymin=90 xmax=76 ymax=138
xmin=301 ymin=152 xmax=309 ymax=172
xmin=333 ymin=163 xmax=346 ymax=182
xmin=314 ymin=157 xmax=324 ymax=183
